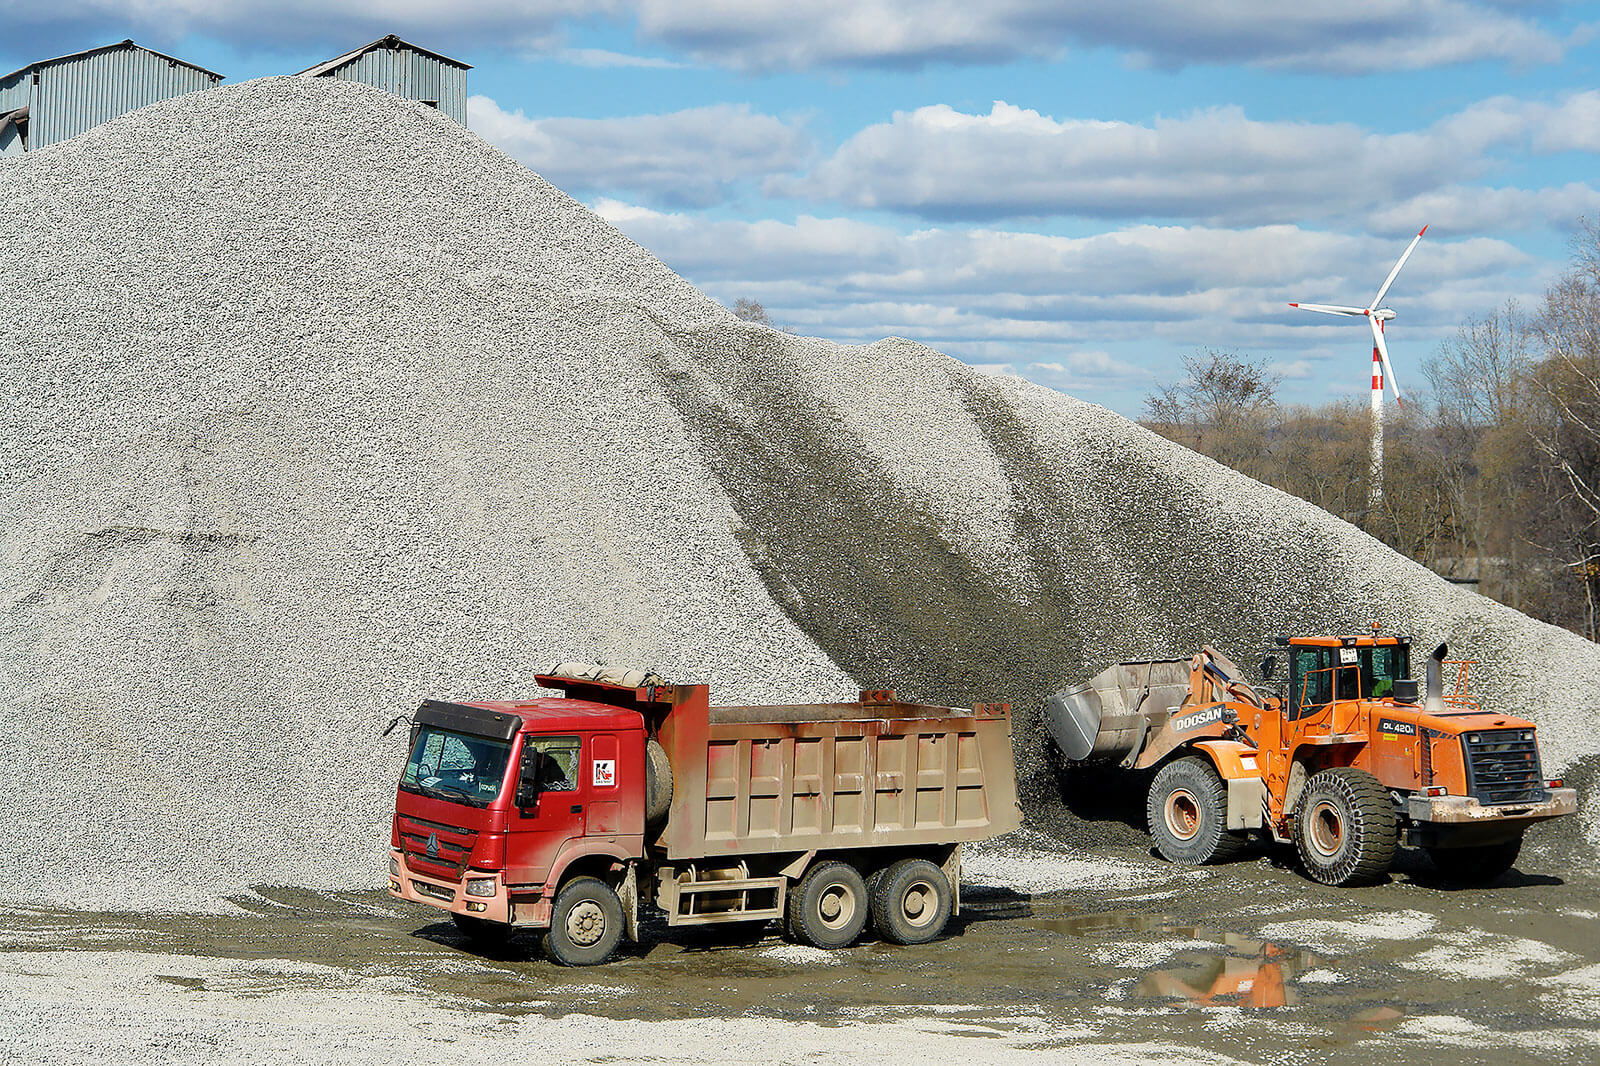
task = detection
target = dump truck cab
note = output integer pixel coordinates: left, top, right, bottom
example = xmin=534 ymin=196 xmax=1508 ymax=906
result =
xmin=390 ymin=697 xmax=648 ymax=933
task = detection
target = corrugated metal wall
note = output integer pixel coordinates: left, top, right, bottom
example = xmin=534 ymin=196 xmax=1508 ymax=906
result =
xmin=30 ymin=47 xmax=219 ymax=147
xmin=0 ymin=72 xmax=28 ymax=115
xmin=0 ymin=71 xmax=25 ymax=157
xmin=326 ymin=46 xmax=467 ymax=126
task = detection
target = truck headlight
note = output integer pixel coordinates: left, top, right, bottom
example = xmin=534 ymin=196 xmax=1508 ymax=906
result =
xmin=466 ymin=878 xmax=496 ymax=897
xmin=389 ymin=856 xmax=400 ymax=877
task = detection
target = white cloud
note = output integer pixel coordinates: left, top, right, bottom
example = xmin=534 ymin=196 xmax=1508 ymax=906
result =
xmin=467 ymin=96 xmax=809 ymax=207
xmin=550 ymin=47 xmax=687 ymax=69
xmin=2 ymin=0 xmax=1566 ymax=73
xmin=631 ymin=0 xmax=1564 ymax=73
xmin=4 ymin=1 xmax=611 ymax=55
xmin=785 ymin=96 xmax=1600 ymax=227
xmin=590 ymin=202 xmax=1542 ymax=409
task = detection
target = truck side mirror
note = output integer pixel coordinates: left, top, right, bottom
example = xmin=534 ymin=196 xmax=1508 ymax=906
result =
xmin=515 ymin=748 xmax=541 ymax=807
xmin=1260 ymin=656 xmax=1278 ymax=682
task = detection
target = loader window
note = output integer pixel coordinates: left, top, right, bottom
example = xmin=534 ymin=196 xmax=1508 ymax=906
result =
xmin=1358 ymin=645 xmax=1408 ymax=699
xmin=1293 ymin=649 xmax=1333 ymax=718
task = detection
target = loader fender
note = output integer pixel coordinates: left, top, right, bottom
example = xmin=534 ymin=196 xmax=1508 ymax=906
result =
xmin=1193 ymin=740 xmax=1266 ymax=831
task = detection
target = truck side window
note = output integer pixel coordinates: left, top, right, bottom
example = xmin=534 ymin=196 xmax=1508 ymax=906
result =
xmin=526 ymin=736 xmax=580 ymax=793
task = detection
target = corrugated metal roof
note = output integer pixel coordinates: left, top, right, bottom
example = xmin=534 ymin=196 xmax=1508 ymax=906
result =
xmin=0 ymin=40 xmax=224 ymax=84
xmin=297 ymin=34 xmax=471 ymax=76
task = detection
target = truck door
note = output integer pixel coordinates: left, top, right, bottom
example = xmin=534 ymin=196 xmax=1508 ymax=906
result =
xmin=505 ymin=733 xmax=588 ymax=887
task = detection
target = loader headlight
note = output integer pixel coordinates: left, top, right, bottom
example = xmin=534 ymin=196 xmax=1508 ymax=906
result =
xmin=466 ymin=878 xmax=497 ymax=897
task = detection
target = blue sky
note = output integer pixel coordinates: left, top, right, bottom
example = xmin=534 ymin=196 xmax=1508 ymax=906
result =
xmin=6 ymin=2 xmax=1600 ymax=417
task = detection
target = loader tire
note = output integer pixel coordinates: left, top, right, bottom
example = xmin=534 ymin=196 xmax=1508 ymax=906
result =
xmin=788 ymin=860 xmax=868 ymax=949
xmin=1292 ymin=767 xmax=1398 ymax=886
xmin=1426 ymin=836 xmax=1522 ymax=884
xmin=870 ymin=858 xmax=952 ymax=945
xmin=1147 ymin=756 xmax=1250 ymax=865
xmin=544 ymin=876 xmax=623 ymax=966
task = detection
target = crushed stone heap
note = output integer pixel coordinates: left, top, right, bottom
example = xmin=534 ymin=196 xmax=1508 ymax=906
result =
xmin=2 ymin=77 xmax=1597 ymax=909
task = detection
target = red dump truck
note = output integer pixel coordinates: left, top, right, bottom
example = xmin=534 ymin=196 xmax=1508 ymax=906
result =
xmin=387 ymin=664 xmax=1021 ymax=965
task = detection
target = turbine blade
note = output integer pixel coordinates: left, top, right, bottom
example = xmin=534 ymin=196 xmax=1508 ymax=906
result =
xmin=1370 ymin=224 xmax=1428 ymax=309
xmin=1370 ymin=317 xmax=1404 ymax=408
xmin=1290 ymin=302 xmax=1367 ymax=316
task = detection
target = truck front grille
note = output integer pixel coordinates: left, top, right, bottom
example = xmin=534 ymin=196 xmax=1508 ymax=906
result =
xmin=397 ymin=814 xmax=477 ymax=880
xmin=1464 ymin=730 xmax=1544 ymax=805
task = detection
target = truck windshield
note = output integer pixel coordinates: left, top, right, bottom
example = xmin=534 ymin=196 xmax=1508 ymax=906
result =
xmin=400 ymin=727 xmax=513 ymax=808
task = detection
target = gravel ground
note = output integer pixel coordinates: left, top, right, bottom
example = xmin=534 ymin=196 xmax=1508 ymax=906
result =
xmin=2 ymin=76 xmax=1598 ymax=910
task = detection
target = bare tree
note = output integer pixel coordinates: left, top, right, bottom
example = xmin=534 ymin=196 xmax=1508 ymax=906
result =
xmin=732 ymin=298 xmax=775 ymax=328
xmin=1143 ymin=348 xmax=1282 ymax=480
xmin=1530 ymin=226 xmax=1600 ymax=637
xmin=1424 ymin=301 xmax=1539 ymax=606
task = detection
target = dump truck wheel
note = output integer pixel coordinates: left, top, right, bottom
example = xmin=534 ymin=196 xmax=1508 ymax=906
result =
xmin=870 ymin=858 xmax=952 ymax=945
xmin=788 ymin=860 xmax=868 ymax=949
xmin=544 ymin=876 xmax=624 ymax=966
xmin=1147 ymin=756 xmax=1249 ymax=865
xmin=1292 ymin=767 xmax=1398 ymax=886
xmin=451 ymin=913 xmax=505 ymax=945
xmin=1426 ymin=836 xmax=1522 ymax=884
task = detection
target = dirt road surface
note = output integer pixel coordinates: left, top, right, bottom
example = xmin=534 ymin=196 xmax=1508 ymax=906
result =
xmin=4 ymin=815 xmax=1595 ymax=1066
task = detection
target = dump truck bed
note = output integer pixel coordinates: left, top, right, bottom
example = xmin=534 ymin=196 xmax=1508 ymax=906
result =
xmin=655 ymin=689 xmax=1020 ymax=862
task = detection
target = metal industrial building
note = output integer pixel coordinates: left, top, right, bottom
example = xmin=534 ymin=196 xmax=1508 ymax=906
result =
xmin=0 ymin=40 xmax=223 ymax=156
xmin=298 ymin=35 xmax=470 ymax=125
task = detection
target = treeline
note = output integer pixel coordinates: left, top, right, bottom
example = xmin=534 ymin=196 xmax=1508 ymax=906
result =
xmin=1141 ymin=222 xmax=1600 ymax=641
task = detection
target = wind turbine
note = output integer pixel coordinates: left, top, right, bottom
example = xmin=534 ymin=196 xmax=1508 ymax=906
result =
xmin=1290 ymin=225 xmax=1427 ymax=511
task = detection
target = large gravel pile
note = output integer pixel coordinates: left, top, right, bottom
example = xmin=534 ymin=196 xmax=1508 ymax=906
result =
xmin=3 ymin=77 xmax=1598 ymax=910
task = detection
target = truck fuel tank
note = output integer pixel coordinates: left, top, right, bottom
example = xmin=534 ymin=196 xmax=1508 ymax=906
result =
xmin=1045 ymin=659 xmax=1191 ymax=765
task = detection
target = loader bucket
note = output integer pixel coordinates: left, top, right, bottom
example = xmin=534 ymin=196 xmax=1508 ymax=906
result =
xmin=1044 ymin=659 xmax=1191 ymax=765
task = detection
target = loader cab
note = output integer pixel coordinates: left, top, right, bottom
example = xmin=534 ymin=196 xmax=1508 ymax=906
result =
xmin=1280 ymin=637 xmax=1411 ymax=719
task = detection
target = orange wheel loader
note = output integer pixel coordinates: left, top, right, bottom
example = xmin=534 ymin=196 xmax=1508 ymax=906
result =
xmin=1045 ymin=635 xmax=1576 ymax=886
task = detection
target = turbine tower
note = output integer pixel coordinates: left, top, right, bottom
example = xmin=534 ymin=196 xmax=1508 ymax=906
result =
xmin=1290 ymin=225 xmax=1427 ymax=511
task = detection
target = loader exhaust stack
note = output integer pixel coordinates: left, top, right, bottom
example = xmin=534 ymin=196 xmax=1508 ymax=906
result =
xmin=1424 ymin=642 xmax=1448 ymax=714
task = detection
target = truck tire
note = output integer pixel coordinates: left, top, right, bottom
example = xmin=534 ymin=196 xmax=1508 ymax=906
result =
xmin=1426 ymin=836 xmax=1522 ymax=884
xmin=788 ymin=860 xmax=868 ymax=949
xmin=1292 ymin=767 xmax=1398 ymax=886
xmin=544 ymin=876 xmax=624 ymax=966
xmin=1147 ymin=756 xmax=1250 ymax=865
xmin=870 ymin=858 xmax=952 ymax=945
xmin=645 ymin=739 xmax=673 ymax=825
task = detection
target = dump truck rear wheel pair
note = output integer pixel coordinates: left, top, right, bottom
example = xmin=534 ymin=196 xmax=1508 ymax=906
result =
xmin=1292 ymin=767 xmax=1398 ymax=886
xmin=787 ymin=858 xmax=951 ymax=949
xmin=1147 ymin=757 xmax=1251 ymax=866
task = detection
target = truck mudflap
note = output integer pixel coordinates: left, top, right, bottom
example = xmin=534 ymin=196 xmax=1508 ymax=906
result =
xmin=388 ymin=849 xmax=512 ymax=925
xmin=1407 ymin=787 xmax=1576 ymax=826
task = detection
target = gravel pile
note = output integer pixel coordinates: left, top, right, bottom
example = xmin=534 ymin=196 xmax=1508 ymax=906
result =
xmin=3 ymin=77 xmax=1597 ymax=909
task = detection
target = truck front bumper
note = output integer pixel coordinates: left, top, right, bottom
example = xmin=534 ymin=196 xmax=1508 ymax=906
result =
xmin=387 ymin=849 xmax=512 ymax=925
